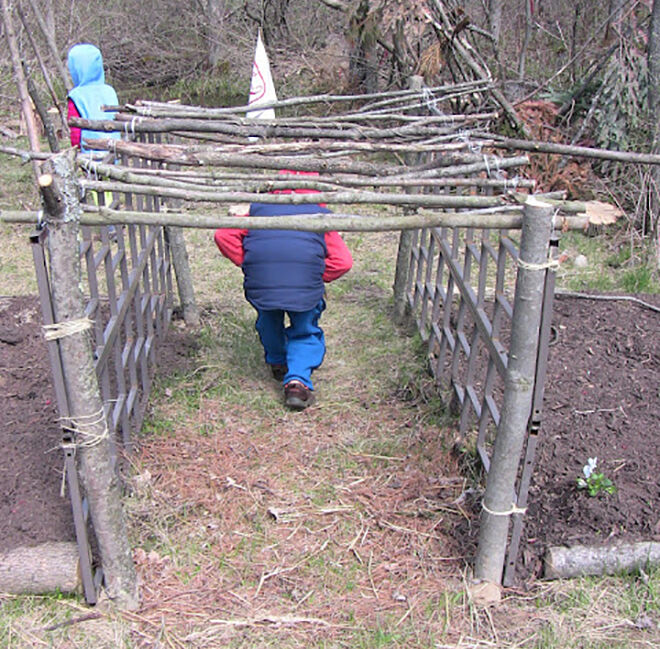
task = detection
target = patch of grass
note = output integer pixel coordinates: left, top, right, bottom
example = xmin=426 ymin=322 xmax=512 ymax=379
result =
xmin=621 ymin=265 xmax=656 ymax=293
xmin=0 ymin=593 xmax=132 ymax=648
xmin=1 ymin=142 xmax=49 ymax=295
xmin=523 ymin=569 xmax=660 ymax=649
xmin=557 ymin=230 xmax=660 ymax=294
xmin=0 ymin=224 xmax=38 ymax=295
xmin=0 ymin=144 xmax=38 ymax=210
xmin=161 ymin=69 xmax=246 ymax=107
xmin=140 ymin=410 xmax=176 ymax=438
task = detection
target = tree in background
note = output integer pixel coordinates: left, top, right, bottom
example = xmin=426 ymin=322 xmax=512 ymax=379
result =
xmin=1 ymin=0 xmax=659 ymax=259
xmin=648 ymin=0 xmax=660 ymax=264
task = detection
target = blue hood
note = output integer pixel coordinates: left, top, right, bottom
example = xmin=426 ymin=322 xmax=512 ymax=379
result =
xmin=68 ymin=43 xmax=106 ymax=86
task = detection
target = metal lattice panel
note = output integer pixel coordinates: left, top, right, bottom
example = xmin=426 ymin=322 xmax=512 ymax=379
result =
xmin=406 ymin=223 xmax=557 ymax=585
xmin=32 ymin=143 xmax=174 ymax=603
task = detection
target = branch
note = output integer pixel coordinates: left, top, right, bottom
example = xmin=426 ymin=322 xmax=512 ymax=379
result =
xmin=126 ymin=81 xmax=491 ymax=118
xmin=16 ymin=2 xmax=67 ymax=133
xmin=425 ymin=0 xmax=529 ymax=136
xmin=0 ymin=144 xmax=52 ymax=161
xmin=317 ymin=0 xmax=349 ymax=11
xmin=1 ymin=0 xmax=41 ymax=179
xmin=73 ymin=110 xmax=494 ymax=142
xmin=38 ymin=172 xmax=65 ymax=219
xmin=483 ymin=133 xmax=660 ymax=165
xmin=79 ymin=177 xmax=518 ymax=210
xmin=23 ymin=61 xmax=59 ymax=152
xmin=82 ymin=137 xmax=525 ymax=178
xmin=79 ymin=158 xmax=535 ymax=191
xmin=23 ymin=0 xmax=71 ymax=91
xmin=0 ymin=205 xmax=589 ymax=233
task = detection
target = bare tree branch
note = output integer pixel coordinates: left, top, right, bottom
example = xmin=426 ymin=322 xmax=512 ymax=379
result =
xmin=1 ymin=0 xmax=41 ymax=179
xmin=23 ymin=0 xmax=71 ymax=91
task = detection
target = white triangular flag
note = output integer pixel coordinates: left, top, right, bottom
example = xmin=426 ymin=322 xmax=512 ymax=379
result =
xmin=247 ymin=30 xmax=277 ymax=120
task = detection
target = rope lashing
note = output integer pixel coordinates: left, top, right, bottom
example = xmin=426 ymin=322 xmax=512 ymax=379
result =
xmin=124 ymin=116 xmax=141 ymax=136
xmin=517 ymin=257 xmax=560 ymax=272
xmin=458 ymin=128 xmax=482 ymax=155
xmin=60 ymin=407 xmax=109 ymax=450
xmin=422 ymin=86 xmax=443 ymax=116
xmin=482 ymin=500 xmax=527 ymax=516
xmin=59 ymin=407 xmax=109 ymax=495
xmin=43 ymin=316 xmax=93 ymax=341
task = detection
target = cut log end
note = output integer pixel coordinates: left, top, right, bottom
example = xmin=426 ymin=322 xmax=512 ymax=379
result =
xmin=525 ymin=195 xmax=552 ymax=208
xmin=38 ymin=173 xmax=53 ymax=188
xmin=0 ymin=542 xmax=81 ymax=595
xmin=545 ymin=541 xmax=660 ymax=579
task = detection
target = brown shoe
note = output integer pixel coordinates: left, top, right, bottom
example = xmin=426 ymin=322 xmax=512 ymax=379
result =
xmin=284 ymin=380 xmax=315 ymax=410
xmin=269 ymin=364 xmax=288 ymax=381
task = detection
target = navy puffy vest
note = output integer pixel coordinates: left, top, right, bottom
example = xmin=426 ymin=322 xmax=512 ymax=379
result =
xmin=243 ymin=202 xmax=329 ymax=311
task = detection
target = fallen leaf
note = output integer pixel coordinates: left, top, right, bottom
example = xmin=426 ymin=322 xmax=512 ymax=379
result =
xmin=229 ymin=203 xmax=250 ymax=216
xmin=585 ymin=201 xmax=623 ymax=225
xmin=468 ymin=580 xmax=501 ymax=606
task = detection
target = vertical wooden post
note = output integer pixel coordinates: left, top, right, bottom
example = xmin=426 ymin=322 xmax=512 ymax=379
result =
xmin=648 ymin=0 xmax=660 ymax=267
xmin=393 ymin=75 xmax=424 ymax=325
xmin=39 ymin=150 xmax=138 ymax=610
xmin=393 ymin=226 xmax=414 ymax=324
xmin=473 ymin=197 xmax=554 ymax=588
xmin=166 ymin=225 xmax=200 ymax=326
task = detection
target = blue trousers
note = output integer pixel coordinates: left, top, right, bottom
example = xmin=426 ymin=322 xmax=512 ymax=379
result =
xmin=254 ymin=299 xmax=326 ymax=390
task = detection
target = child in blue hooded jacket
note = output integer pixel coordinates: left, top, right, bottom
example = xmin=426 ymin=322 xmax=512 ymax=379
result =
xmin=67 ymin=43 xmax=120 ymax=153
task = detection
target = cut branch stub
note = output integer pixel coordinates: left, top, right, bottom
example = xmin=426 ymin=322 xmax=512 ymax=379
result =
xmin=38 ymin=173 xmax=65 ymax=219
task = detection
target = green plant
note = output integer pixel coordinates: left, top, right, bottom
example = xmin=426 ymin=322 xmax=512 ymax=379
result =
xmin=576 ymin=457 xmax=616 ymax=497
xmin=621 ymin=264 xmax=655 ymax=293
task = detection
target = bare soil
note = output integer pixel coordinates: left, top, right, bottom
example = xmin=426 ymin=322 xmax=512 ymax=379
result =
xmin=1 ymin=292 xmax=658 ymax=584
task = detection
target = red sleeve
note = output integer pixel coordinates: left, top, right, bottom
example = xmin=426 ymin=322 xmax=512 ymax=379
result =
xmin=67 ymin=99 xmax=81 ymax=148
xmin=214 ymin=227 xmax=248 ymax=267
xmin=323 ymin=231 xmax=353 ymax=282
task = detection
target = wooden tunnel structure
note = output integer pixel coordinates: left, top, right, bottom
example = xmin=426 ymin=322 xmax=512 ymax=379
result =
xmin=2 ymin=81 xmax=592 ymax=603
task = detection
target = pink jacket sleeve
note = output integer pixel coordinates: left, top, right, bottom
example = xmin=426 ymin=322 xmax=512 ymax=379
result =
xmin=67 ymin=99 xmax=81 ymax=148
xmin=323 ymin=231 xmax=353 ymax=282
xmin=214 ymin=227 xmax=248 ymax=266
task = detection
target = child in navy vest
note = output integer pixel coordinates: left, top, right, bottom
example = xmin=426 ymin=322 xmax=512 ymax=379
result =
xmin=214 ymin=174 xmax=352 ymax=409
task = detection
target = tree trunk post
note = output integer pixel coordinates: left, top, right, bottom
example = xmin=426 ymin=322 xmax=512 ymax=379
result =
xmin=393 ymin=226 xmax=414 ymax=324
xmin=39 ymin=150 xmax=138 ymax=610
xmin=473 ymin=197 xmax=554 ymax=587
xmin=166 ymin=226 xmax=200 ymax=326
xmin=648 ymin=0 xmax=660 ymax=268
xmin=393 ymin=75 xmax=424 ymax=325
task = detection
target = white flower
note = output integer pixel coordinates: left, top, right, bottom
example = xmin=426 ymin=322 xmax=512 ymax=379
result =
xmin=583 ymin=457 xmax=598 ymax=479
